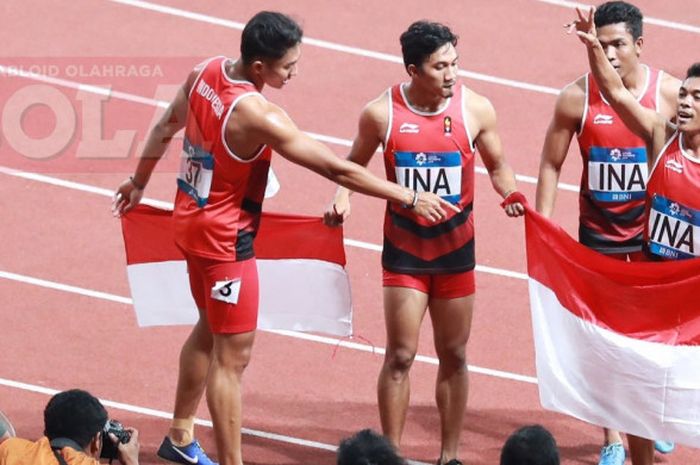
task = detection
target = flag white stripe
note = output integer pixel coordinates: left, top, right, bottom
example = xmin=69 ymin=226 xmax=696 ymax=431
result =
xmin=529 ymin=278 xmax=700 ymax=447
xmin=127 ymin=258 xmax=352 ymax=336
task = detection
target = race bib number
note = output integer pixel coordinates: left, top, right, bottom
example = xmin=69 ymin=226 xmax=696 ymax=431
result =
xmin=394 ymin=151 xmax=461 ymax=203
xmin=647 ymin=195 xmax=700 ymax=260
xmin=177 ymin=138 xmax=214 ymax=207
xmin=587 ymin=147 xmax=647 ymax=202
xmin=211 ymin=279 xmax=241 ymax=305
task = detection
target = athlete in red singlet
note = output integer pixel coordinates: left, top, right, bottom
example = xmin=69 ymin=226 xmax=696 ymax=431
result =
xmin=326 ymin=21 xmax=523 ymax=465
xmin=576 ymin=66 xmax=660 ymax=253
xmin=645 ymin=132 xmax=700 ymax=260
xmin=536 ymin=3 xmax=680 ymax=464
xmin=113 ymin=12 xmax=454 ymax=465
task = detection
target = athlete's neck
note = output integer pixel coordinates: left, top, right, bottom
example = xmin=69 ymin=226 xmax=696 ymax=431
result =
xmin=403 ymin=83 xmax=448 ymax=113
xmin=620 ymin=63 xmax=647 ymax=98
xmin=228 ymin=59 xmax=265 ymax=92
xmin=682 ymin=130 xmax=700 ymax=159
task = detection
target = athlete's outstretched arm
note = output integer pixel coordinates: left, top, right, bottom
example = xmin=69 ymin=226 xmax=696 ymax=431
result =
xmin=239 ymin=98 xmax=458 ymax=223
xmin=536 ymin=82 xmax=583 ymax=217
xmin=469 ymin=92 xmax=524 ymax=217
xmin=324 ymin=96 xmax=387 ymax=225
xmin=112 ymin=71 xmax=196 ymax=216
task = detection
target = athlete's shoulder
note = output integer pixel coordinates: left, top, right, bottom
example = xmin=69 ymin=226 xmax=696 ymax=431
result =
xmin=461 ymin=85 xmax=495 ymax=118
xmin=230 ymin=94 xmax=292 ymax=136
xmin=559 ymin=75 xmax=587 ymax=105
xmin=551 ymin=75 xmax=587 ymax=125
xmin=359 ymin=88 xmax=391 ymax=131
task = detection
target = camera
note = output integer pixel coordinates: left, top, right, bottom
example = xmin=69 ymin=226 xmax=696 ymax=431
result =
xmin=100 ymin=419 xmax=131 ymax=461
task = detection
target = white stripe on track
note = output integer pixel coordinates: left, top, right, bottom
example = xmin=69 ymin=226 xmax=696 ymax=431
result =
xmin=106 ymin=0 xmax=559 ymax=95
xmin=0 ymin=376 xmax=437 ymax=464
xmin=0 ymin=270 xmax=132 ymax=305
xmin=0 ymin=269 xmax=537 ymax=385
xmin=0 ymin=377 xmax=341 ymax=455
xmin=533 ymin=0 xmax=700 ymax=35
xmin=0 ymin=165 xmax=530 ymax=279
xmin=0 ymin=64 xmax=581 ymax=193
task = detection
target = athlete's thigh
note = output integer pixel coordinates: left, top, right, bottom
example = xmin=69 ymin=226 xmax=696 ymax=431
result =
xmin=428 ymin=294 xmax=475 ymax=352
xmin=383 ymin=285 xmax=430 ymax=351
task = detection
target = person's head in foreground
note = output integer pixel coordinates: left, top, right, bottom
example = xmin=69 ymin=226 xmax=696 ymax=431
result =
xmin=337 ymin=429 xmax=407 ymax=465
xmin=44 ymin=389 xmax=109 ymax=457
xmin=500 ymin=424 xmax=560 ymax=465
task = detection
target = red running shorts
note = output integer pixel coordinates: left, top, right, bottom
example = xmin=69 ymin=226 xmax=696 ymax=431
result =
xmin=382 ymin=269 xmax=475 ymax=299
xmin=183 ymin=253 xmax=259 ymax=334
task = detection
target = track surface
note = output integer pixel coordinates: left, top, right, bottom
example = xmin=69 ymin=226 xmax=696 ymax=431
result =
xmin=1 ymin=1 xmax=699 ymax=463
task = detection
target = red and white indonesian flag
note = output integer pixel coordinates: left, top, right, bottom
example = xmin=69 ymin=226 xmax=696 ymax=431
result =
xmin=525 ymin=207 xmax=700 ymax=447
xmin=120 ymin=205 xmax=352 ymax=336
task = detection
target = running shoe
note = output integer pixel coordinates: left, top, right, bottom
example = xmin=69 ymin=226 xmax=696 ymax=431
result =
xmin=157 ymin=436 xmax=218 ymax=465
xmin=598 ymin=442 xmax=625 ymax=465
xmin=654 ymin=440 xmax=675 ymax=454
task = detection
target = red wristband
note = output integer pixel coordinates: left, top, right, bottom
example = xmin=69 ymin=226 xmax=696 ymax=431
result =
xmin=500 ymin=191 xmax=527 ymax=209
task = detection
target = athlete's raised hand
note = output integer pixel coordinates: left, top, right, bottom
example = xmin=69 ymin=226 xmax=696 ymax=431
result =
xmin=566 ymin=6 xmax=598 ymax=48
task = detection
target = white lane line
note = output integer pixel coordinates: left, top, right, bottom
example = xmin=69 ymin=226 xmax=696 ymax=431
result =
xmin=0 ymin=65 xmax=169 ymax=109
xmin=341 ymin=238 xmax=529 ymax=280
xmin=106 ymin=0 xmax=558 ymax=95
xmin=0 ymin=377 xmax=338 ymax=454
xmin=534 ymin=0 xmax=700 ymax=35
xmin=0 ymin=64 xmax=581 ymax=194
xmin=0 ymin=269 xmax=537 ymax=385
xmin=0 ymin=166 xmax=530 ymax=279
xmin=267 ymin=330 xmax=538 ymax=384
xmin=0 ymin=271 xmax=132 ymax=305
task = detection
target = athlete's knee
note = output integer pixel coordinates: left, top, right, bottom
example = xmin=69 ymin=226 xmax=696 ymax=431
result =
xmin=384 ymin=347 xmax=417 ymax=376
xmin=212 ymin=334 xmax=254 ymax=373
xmin=436 ymin=343 xmax=467 ymax=371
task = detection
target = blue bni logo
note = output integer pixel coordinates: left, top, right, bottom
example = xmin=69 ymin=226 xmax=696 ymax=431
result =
xmin=648 ymin=195 xmax=699 ymax=259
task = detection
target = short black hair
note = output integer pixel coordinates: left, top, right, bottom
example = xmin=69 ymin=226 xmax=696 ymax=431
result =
xmin=400 ymin=21 xmax=458 ymax=70
xmin=44 ymin=390 xmax=108 ymax=448
xmin=595 ymin=1 xmax=643 ymax=40
xmin=240 ymin=11 xmax=303 ymax=65
xmin=687 ymin=63 xmax=700 ymax=79
xmin=337 ymin=429 xmax=407 ymax=465
xmin=500 ymin=425 xmax=560 ymax=465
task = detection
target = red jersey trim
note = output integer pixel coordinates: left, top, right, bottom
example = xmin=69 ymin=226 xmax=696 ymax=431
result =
xmin=383 ymin=87 xmax=393 ymax=149
xmin=460 ymin=85 xmax=476 ymax=153
xmin=220 ymin=92 xmax=267 ymax=162
xmin=649 ymin=131 xmax=680 ymax=178
xmin=398 ymin=82 xmax=452 ymax=116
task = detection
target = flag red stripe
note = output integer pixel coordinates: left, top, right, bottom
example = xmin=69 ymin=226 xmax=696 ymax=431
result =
xmin=121 ymin=205 xmax=346 ymax=266
xmin=525 ymin=206 xmax=700 ymax=345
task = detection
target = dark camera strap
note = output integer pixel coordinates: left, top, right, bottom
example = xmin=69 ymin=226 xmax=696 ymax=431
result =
xmin=50 ymin=438 xmax=83 ymax=465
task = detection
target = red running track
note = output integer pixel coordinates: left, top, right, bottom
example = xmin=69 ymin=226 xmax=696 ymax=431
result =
xmin=1 ymin=0 xmax=699 ymax=463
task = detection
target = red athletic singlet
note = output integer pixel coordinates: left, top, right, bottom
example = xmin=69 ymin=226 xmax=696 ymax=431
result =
xmin=645 ymin=132 xmax=700 ymax=260
xmin=173 ymin=56 xmax=272 ymax=261
xmin=382 ymin=83 xmax=476 ymax=274
xmin=577 ymin=66 xmax=662 ymax=253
